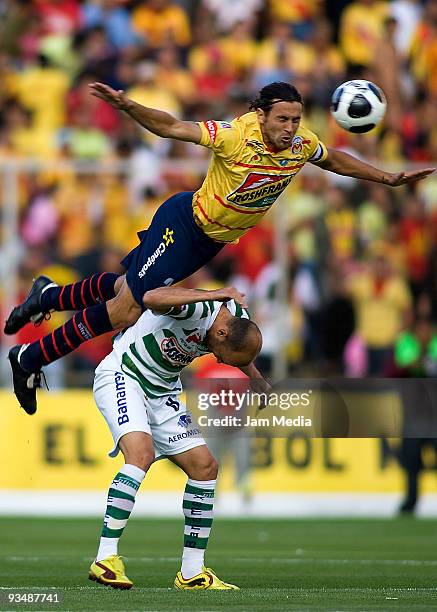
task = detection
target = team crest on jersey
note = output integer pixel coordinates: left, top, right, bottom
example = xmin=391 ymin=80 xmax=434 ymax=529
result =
xmin=161 ymin=336 xmax=194 ymax=366
xmin=227 ymin=172 xmax=294 ymax=208
xmin=291 ymin=135 xmax=311 ymax=156
xmin=291 ymin=136 xmax=303 ymax=154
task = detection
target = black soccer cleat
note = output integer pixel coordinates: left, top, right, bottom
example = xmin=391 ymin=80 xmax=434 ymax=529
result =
xmin=4 ymin=275 xmax=57 ymax=335
xmin=8 ymin=345 xmax=43 ymax=415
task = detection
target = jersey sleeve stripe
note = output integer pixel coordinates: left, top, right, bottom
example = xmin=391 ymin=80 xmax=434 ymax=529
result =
xmin=161 ymin=306 xmax=182 ymax=316
xmin=308 ymin=144 xmax=325 ymax=162
xmin=171 ymin=303 xmax=197 ymax=319
xmin=234 ymin=302 xmax=243 ymax=317
xmin=201 ymin=302 xmax=209 ymax=318
xmin=227 ymin=300 xmax=250 ymax=319
xmin=183 ymin=302 xmax=204 ymax=320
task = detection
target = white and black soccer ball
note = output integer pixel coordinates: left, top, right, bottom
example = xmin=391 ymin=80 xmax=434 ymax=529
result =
xmin=330 ymin=80 xmax=387 ymax=133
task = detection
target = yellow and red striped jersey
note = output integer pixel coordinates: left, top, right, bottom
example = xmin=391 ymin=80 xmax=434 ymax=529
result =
xmin=193 ymin=111 xmax=327 ymax=243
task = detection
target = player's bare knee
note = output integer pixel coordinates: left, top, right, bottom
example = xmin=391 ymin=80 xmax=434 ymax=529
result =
xmin=192 ymin=455 xmax=218 ymax=480
xmin=123 ymin=447 xmax=154 ymax=472
xmin=133 ymin=452 xmax=154 ymax=472
xmin=119 ymin=432 xmax=154 ymax=471
xmin=205 ymin=456 xmax=219 ymax=480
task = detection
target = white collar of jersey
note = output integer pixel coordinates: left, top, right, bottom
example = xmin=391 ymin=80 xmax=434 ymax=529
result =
xmin=205 ymin=300 xmax=228 ymax=331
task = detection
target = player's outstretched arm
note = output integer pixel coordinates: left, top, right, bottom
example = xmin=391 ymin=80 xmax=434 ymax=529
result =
xmin=143 ymin=286 xmax=248 ymax=313
xmin=89 ymin=82 xmax=201 ymax=143
xmin=315 ymin=147 xmax=435 ymax=186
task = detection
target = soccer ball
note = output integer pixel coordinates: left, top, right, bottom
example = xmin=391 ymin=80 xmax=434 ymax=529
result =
xmin=330 ymin=80 xmax=387 ymax=133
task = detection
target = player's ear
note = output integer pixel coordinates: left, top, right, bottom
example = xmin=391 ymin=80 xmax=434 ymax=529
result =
xmin=217 ymin=327 xmax=228 ymax=339
xmin=256 ymin=108 xmax=265 ymax=125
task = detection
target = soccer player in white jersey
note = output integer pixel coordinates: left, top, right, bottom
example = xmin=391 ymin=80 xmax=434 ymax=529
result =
xmin=89 ymin=284 xmax=263 ymax=590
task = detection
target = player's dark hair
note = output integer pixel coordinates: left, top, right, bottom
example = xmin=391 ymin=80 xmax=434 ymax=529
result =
xmin=249 ymin=82 xmax=303 ymax=113
xmin=227 ymin=317 xmax=261 ymax=352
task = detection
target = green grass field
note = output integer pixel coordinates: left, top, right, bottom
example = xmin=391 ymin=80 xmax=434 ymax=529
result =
xmin=1 ymin=517 xmax=437 ymax=611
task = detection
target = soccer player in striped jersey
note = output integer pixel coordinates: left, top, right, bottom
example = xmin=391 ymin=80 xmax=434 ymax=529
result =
xmin=89 ymin=285 xmax=262 ymax=590
xmin=5 ymin=81 xmax=434 ymax=414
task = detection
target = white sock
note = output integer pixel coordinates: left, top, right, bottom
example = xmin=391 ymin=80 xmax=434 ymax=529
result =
xmin=181 ymin=478 xmax=216 ymax=579
xmin=96 ymin=463 xmax=146 ymax=562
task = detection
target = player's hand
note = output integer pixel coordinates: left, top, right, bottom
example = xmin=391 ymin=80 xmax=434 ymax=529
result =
xmin=212 ymin=287 xmax=248 ymax=308
xmin=89 ymin=82 xmax=131 ymax=111
xmin=384 ymin=167 xmax=435 ymax=186
xmin=250 ymin=376 xmax=272 ymax=410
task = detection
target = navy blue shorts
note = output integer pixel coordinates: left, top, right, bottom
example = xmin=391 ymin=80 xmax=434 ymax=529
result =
xmin=121 ymin=191 xmax=224 ymax=306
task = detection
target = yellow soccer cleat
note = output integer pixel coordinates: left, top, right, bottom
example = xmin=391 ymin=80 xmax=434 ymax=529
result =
xmin=174 ymin=567 xmax=239 ymax=590
xmin=89 ymin=554 xmax=133 ymax=590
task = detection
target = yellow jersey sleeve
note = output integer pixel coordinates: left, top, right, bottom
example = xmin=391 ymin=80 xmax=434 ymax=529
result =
xmin=306 ymin=135 xmax=328 ymax=164
xmin=197 ymin=120 xmax=242 ymax=160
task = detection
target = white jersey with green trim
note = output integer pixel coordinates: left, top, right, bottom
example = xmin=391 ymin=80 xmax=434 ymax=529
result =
xmin=108 ymin=299 xmax=249 ymax=400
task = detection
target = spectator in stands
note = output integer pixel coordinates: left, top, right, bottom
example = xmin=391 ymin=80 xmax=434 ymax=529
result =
xmin=218 ymin=20 xmax=258 ymax=81
xmin=12 ymin=54 xmax=70 ymax=155
xmin=399 ymin=195 xmax=432 ymax=301
xmin=268 ymin=0 xmax=322 ymax=41
xmin=81 ymin=0 xmax=140 ymax=51
xmin=390 ymin=0 xmax=423 ymax=59
xmin=155 ymin=46 xmax=195 ymax=108
xmin=357 ymin=184 xmax=391 ymax=251
xmin=127 ymin=60 xmax=180 ymax=152
xmin=324 ymin=185 xmax=358 ymax=264
xmin=132 ymin=0 xmax=191 ymax=51
xmin=347 ymin=245 xmax=413 ymax=375
xmin=308 ymin=19 xmax=345 ymax=107
xmin=371 ymin=17 xmax=404 ymax=130
xmin=33 ymin=0 xmax=81 ymax=37
xmin=390 ymin=310 xmax=437 ymax=514
xmin=410 ymin=0 xmax=437 ymax=96
xmin=320 ymin=266 xmax=355 ymax=375
xmin=201 ymin=0 xmax=263 ymax=33
xmin=254 ymin=20 xmax=313 ymax=89
xmin=339 ymin=0 xmax=389 ymax=71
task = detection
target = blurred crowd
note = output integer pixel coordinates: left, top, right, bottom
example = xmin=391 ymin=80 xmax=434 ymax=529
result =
xmin=1 ymin=0 xmax=437 ymax=383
